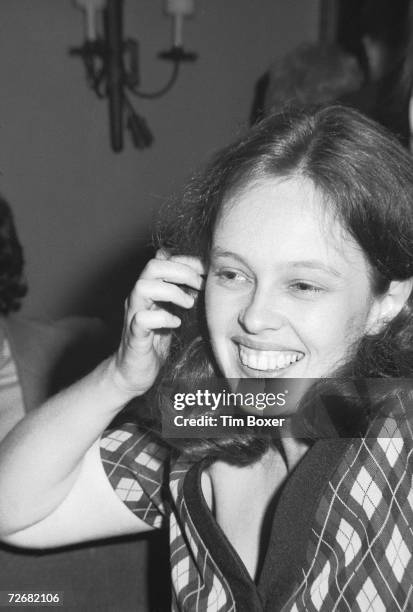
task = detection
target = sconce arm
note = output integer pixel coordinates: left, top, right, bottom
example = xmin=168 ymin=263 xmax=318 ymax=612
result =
xmin=129 ymin=60 xmax=180 ymax=100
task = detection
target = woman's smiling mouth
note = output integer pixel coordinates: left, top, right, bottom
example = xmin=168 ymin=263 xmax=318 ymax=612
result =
xmin=237 ymin=343 xmax=305 ymax=373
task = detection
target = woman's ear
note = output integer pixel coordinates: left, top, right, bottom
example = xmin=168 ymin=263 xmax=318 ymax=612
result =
xmin=367 ymin=278 xmax=413 ymax=333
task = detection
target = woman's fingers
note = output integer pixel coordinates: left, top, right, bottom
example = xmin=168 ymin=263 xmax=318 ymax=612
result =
xmin=126 ymin=278 xmax=195 ymax=319
xmin=140 ymin=256 xmax=205 ymax=289
xmin=155 ymin=249 xmax=205 ymax=273
xmin=130 ymin=309 xmax=181 ymax=339
xmin=155 ymin=249 xmax=169 ymax=261
xmin=114 ymin=253 xmax=205 ymax=397
xmin=124 ymin=256 xmax=205 ymax=321
xmin=168 ymin=254 xmax=206 ymax=277
xmin=123 ymin=252 xmax=206 ymax=350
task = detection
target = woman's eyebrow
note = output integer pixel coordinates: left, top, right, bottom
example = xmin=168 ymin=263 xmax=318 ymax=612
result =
xmin=289 ymin=260 xmax=342 ymax=277
xmin=210 ymin=247 xmax=250 ymax=267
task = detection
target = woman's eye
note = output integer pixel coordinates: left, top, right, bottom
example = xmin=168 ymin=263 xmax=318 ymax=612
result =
xmin=215 ymin=269 xmax=249 ymax=284
xmin=290 ymin=281 xmax=324 ymax=295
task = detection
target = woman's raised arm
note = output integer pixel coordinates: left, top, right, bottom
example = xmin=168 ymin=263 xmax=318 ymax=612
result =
xmin=0 ymin=357 xmax=152 ymax=545
xmin=0 ymin=253 xmax=203 ymax=547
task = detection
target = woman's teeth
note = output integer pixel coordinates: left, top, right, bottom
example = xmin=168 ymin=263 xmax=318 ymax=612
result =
xmin=238 ymin=345 xmax=303 ymax=371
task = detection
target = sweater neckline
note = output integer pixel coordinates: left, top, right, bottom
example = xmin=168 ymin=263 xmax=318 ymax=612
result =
xmin=183 ymin=438 xmax=352 ymax=611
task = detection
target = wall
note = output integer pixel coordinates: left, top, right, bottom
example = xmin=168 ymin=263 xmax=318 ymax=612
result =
xmin=0 ymin=0 xmax=318 ymax=319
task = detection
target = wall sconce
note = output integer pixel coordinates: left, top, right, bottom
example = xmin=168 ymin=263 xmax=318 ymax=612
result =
xmin=71 ymin=0 xmax=197 ymax=152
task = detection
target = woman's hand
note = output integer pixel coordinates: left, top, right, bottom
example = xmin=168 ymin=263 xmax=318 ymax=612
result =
xmin=0 ymin=250 xmax=206 ymax=539
xmin=111 ymin=250 xmax=205 ymax=400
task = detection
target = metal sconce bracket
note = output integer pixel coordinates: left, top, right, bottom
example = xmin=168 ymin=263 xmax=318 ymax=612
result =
xmin=70 ymin=0 xmax=197 ymax=153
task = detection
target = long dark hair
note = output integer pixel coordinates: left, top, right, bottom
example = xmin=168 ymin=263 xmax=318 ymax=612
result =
xmin=0 ymin=196 xmax=26 ymax=315
xmin=149 ymin=105 xmax=413 ymax=464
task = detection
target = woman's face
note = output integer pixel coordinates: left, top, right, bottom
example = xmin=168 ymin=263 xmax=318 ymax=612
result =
xmin=205 ymin=176 xmax=382 ymax=379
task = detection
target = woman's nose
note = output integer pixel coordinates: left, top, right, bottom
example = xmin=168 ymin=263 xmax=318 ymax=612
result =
xmin=238 ymin=287 xmax=285 ymax=334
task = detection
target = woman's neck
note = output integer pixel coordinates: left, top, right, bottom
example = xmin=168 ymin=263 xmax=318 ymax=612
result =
xmin=202 ymin=437 xmax=310 ymax=580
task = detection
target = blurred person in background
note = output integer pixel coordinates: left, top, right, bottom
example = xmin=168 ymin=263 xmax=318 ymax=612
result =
xmin=0 ymin=195 xmax=110 ymax=435
xmin=357 ymin=0 xmax=410 ymax=145
xmin=0 ymin=195 xmax=166 ymax=611
xmin=400 ymin=0 xmax=413 ymax=151
xmin=253 ymin=0 xmax=411 ymax=147
xmin=335 ymin=0 xmax=411 ymax=146
xmin=258 ymin=42 xmax=364 ymax=120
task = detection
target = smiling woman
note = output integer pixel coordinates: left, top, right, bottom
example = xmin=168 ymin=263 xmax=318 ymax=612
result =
xmin=0 ymin=106 xmax=413 ymax=611
xmin=154 ymin=105 xmax=413 ymax=455
xmin=206 ymin=177 xmax=380 ymax=380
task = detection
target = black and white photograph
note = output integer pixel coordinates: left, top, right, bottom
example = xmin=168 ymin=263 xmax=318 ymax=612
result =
xmin=0 ymin=1 xmax=413 ymax=611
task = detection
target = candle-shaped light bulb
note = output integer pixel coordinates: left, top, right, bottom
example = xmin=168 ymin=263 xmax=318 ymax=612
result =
xmin=74 ymin=0 xmax=106 ymax=42
xmin=164 ymin=0 xmax=195 ymax=48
